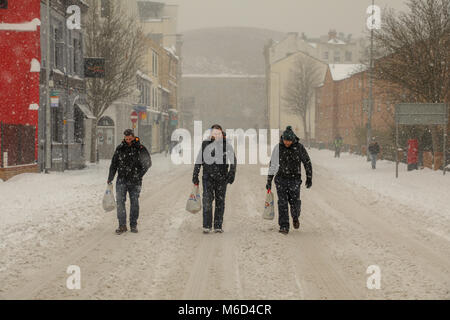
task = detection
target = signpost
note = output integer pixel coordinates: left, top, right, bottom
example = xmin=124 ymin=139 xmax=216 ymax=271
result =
xmin=84 ymin=58 xmax=105 ymax=78
xmin=395 ymin=103 xmax=448 ymax=177
xmin=130 ymin=111 xmax=138 ymax=129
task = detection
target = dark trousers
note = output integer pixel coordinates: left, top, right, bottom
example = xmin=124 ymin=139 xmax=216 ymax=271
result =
xmin=335 ymin=148 xmax=341 ymax=158
xmin=202 ymin=175 xmax=228 ymax=229
xmin=275 ymin=175 xmax=301 ymax=230
xmin=116 ymin=183 xmax=142 ymax=227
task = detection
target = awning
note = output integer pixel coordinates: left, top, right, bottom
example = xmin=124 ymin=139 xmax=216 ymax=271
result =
xmin=76 ymin=104 xmax=96 ymax=119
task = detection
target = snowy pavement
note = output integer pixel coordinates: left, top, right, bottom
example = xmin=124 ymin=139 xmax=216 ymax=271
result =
xmin=0 ymin=150 xmax=449 ymax=299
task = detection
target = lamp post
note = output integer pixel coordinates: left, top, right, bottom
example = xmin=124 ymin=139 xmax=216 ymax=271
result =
xmin=366 ymin=0 xmax=375 ymax=161
xmin=45 ymin=0 xmax=52 ymax=172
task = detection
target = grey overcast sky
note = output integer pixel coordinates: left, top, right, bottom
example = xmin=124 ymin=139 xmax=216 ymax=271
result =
xmin=164 ymin=0 xmax=408 ymax=36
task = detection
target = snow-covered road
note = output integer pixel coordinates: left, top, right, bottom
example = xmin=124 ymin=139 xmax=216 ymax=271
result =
xmin=1 ymin=150 xmax=449 ymax=299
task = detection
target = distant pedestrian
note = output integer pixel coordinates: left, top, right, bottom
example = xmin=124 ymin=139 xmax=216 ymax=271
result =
xmin=192 ymin=124 xmax=237 ymax=234
xmin=368 ymin=137 xmax=380 ymax=169
xmin=107 ymin=129 xmax=152 ymax=234
xmin=334 ymin=135 xmax=343 ymax=158
xmin=266 ymin=126 xmax=312 ymax=235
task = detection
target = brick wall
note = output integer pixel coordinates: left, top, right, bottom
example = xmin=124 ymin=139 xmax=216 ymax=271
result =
xmin=0 ymin=164 xmax=39 ymax=181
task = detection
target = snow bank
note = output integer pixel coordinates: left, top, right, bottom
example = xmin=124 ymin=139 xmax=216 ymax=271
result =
xmin=0 ymin=154 xmax=177 ymax=247
xmin=309 ymin=149 xmax=450 ymax=221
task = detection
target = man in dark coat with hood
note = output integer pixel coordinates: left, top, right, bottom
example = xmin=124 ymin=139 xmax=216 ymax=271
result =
xmin=266 ymin=126 xmax=312 ymax=234
xmin=108 ymin=129 xmax=152 ymax=234
xmin=192 ymin=124 xmax=237 ymax=234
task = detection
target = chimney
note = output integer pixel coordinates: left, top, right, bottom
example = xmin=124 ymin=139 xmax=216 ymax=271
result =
xmin=328 ymin=29 xmax=337 ymax=40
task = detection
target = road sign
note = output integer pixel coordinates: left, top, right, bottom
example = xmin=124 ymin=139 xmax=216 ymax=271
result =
xmin=395 ymin=103 xmax=448 ymax=125
xmin=84 ymin=58 xmax=105 ymax=78
xmin=130 ymin=111 xmax=138 ymax=124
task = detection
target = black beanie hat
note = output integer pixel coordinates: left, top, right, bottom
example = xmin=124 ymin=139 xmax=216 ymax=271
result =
xmin=282 ymin=126 xmax=295 ymax=141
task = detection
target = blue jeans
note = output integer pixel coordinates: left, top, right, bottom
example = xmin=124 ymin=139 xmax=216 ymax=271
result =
xmin=116 ymin=183 xmax=142 ymax=227
xmin=370 ymin=153 xmax=377 ymax=169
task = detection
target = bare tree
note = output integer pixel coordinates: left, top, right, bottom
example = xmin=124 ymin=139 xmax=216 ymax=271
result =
xmin=84 ymin=1 xmax=147 ymax=162
xmin=283 ymin=56 xmax=322 ymax=146
xmin=372 ymin=0 xmax=450 ymax=154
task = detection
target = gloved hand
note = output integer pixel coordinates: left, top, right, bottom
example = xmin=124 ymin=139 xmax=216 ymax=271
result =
xmin=107 ymin=180 xmax=112 ymax=185
xmin=266 ymin=175 xmax=273 ymax=190
xmin=192 ymin=175 xmax=199 ymax=185
xmin=306 ymin=177 xmax=312 ymax=189
xmin=227 ymin=172 xmax=235 ymax=184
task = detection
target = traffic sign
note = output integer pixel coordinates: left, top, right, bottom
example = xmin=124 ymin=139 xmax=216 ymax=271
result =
xmin=130 ymin=111 xmax=138 ymax=123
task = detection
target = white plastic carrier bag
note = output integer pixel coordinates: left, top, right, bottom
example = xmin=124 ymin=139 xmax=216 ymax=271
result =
xmin=262 ymin=189 xmax=275 ymax=220
xmin=186 ymin=184 xmax=202 ymax=213
xmin=103 ymin=184 xmax=116 ymax=212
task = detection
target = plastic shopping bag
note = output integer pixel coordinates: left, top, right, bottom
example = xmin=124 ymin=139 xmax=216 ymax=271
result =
xmin=103 ymin=184 xmax=116 ymax=212
xmin=262 ymin=189 xmax=275 ymax=220
xmin=186 ymin=184 xmax=202 ymax=213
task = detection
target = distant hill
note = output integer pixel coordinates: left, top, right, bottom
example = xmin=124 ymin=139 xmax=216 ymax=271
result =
xmin=181 ymin=27 xmax=285 ymax=75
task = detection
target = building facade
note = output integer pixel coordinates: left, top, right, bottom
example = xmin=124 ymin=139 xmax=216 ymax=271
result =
xmin=38 ymin=0 xmax=92 ymax=171
xmin=267 ymin=51 xmax=328 ymax=142
xmin=98 ymin=0 xmax=180 ymax=157
xmin=0 ymin=0 xmax=41 ymax=180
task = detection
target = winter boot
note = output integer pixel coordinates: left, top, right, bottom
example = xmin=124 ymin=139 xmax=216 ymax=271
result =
xmin=203 ymin=228 xmax=212 ymax=234
xmin=293 ymin=217 xmax=300 ymax=229
xmin=115 ymin=225 xmax=128 ymax=235
xmin=214 ymin=228 xmax=224 ymax=233
xmin=279 ymin=227 xmax=289 ymax=235
xmin=130 ymin=225 xmax=138 ymax=233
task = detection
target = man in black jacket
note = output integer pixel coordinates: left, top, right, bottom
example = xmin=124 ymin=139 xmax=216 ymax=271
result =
xmin=108 ymin=129 xmax=152 ymax=234
xmin=368 ymin=137 xmax=380 ymax=169
xmin=266 ymin=126 xmax=312 ymax=234
xmin=192 ymin=124 xmax=236 ymax=234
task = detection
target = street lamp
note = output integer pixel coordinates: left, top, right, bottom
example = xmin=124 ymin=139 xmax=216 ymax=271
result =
xmin=367 ymin=0 xmax=375 ymax=161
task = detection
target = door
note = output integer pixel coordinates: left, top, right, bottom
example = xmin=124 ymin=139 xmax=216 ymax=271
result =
xmin=97 ymin=116 xmax=115 ymax=159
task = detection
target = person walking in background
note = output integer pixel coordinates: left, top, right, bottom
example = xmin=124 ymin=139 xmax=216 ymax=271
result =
xmin=266 ymin=126 xmax=312 ymax=235
xmin=334 ymin=135 xmax=343 ymax=158
xmin=192 ymin=124 xmax=237 ymax=234
xmin=368 ymin=137 xmax=380 ymax=169
xmin=108 ymin=129 xmax=152 ymax=234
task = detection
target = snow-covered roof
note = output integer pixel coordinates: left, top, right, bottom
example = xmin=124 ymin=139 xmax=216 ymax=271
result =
xmin=308 ymin=42 xmax=317 ymax=48
xmin=329 ymin=64 xmax=366 ymax=81
xmin=328 ymin=38 xmax=346 ymax=45
xmin=182 ymin=74 xmax=265 ymax=79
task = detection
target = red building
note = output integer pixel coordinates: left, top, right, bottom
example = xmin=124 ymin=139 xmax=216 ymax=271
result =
xmin=315 ymin=64 xmax=395 ymax=152
xmin=0 ymin=0 xmax=41 ymax=180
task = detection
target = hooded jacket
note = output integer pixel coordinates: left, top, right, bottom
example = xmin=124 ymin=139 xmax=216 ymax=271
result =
xmin=267 ymin=135 xmax=312 ymax=183
xmin=193 ymin=137 xmax=237 ymax=182
xmin=108 ymin=137 xmax=152 ymax=185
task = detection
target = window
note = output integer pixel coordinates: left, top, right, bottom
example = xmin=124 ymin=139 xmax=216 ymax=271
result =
xmin=53 ymin=22 xmax=64 ymax=70
xmin=74 ymin=106 xmax=85 ymax=143
xmin=334 ymin=51 xmax=340 ymax=63
xmin=152 ymin=86 xmax=157 ymax=108
xmin=51 ymin=106 xmax=62 ymax=143
xmin=345 ymin=51 xmax=352 ymax=62
xmin=152 ymin=51 xmax=158 ymax=76
xmin=323 ymin=51 xmax=329 ymax=60
xmin=0 ymin=0 xmax=7 ymax=9
xmin=73 ymin=38 xmax=82 ymax=75
xmin=101 ymin=0 xmax=110 ymax=18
